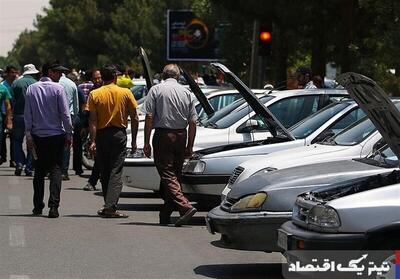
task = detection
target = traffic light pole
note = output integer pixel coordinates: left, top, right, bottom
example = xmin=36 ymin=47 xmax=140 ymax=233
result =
xmin=249 ymin=19 xmax=260 ymax=89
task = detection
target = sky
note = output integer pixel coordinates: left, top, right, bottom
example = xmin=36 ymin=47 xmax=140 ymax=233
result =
xmin=0 ymin=0 xmax=50 ymax=56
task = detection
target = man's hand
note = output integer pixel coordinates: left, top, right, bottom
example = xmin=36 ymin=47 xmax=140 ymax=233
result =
xmin=89 ymin=141 xmax=96 ymax=155
xmin=65 ymin=136 xmax=73 ymax=147
xmin=143 ymin=143 xmax=151 ymax=158
xmin=184 ymin=146 xmax=193 ymax=159
xmin=6 ymin=121 xmax=12 ymax=131
xmin=26 ymin=136 xmax=35 ymax=151
xmin=131 ymin=141 xmax=137 ymax=153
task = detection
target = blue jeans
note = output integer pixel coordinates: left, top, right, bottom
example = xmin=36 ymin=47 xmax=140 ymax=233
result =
xmin=12 ymin=115 xmax=33 ymax=172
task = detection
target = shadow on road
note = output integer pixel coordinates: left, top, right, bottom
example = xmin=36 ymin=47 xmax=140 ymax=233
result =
xmin=119 ymin=191 xmax=159 ymax=198
xmin=118 ymin=216 xmax=205 ymax=227
xmin=194 ymin=263 xmax=283 ymax=279
xmin=118 ymin=203 xmax=161 ymax=211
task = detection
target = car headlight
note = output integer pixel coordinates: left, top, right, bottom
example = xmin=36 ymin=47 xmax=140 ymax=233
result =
xmin=231 ymin=192 xmax=268 ymax=212
xmin=126 ymin=148 xmax=145 ymax=158
xmin=307 ymin=205 xmax=341 ymax=232
xmin=251 ymin=167 xmax=278 ymax=177
xmin=182 ymin=160 xmax=206 ymax=174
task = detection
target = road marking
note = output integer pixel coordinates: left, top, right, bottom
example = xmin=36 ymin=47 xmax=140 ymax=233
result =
xmin=9 ymin=196 xmax=22 ymax=211
xmin=9 ymin=225 xmax=25 ymax=247
xmin=10 ymin=276 xmax=30 ymax=279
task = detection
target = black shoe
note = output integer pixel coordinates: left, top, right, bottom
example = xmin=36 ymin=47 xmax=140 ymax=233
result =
xmin=62 ymin=174 xmax=70 ymax=181
xmin=25 ymin=170 xmax=33 ymax=177
xmin=159 ymin=215 xmax=172 ymax=225
xmin=48 ymin=207 xmax=59 ymax=218
xmin=14 ymin=168 xmax=22 ymax=176
xmin=175 ymin=208 xmax=197 ymax=227
xmin=32 ymin=208 xmax=43 ymax=216
xmin=75 ymin=170 xmax=83 ymax=176
xmin=10 ymin=161 xmax=16 ymax=168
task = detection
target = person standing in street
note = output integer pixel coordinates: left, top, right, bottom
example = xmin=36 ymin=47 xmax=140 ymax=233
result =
xmin=143 ymin=64 xmax=198 ymax=227
xmin=1 ymin=65 xmax=18 ymax=166
xmin=11 ymin=64 xmax=40 ymax=176
xmin=82 ymin=69 xmax=103 ymax=191
xmin=59 ymin=72 xmax=79 ymax=181
xmin=24 ymin=62 xmax=73 ymax=218
xmin=88 ymin=66 xmax=138 ymax=218
xmin=0 ymin=83 xmax=13 ymax=158
xmin=296 ymin=66 xmax=317 ymax=89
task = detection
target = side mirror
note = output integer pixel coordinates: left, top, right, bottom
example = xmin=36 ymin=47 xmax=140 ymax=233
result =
xmin=313 ymin=129 xmax=335 ymax=143
xmin=372 ymin=140 xmax=385 ymax=154
xmin=236 ymin=119 xmax=259 ymax=133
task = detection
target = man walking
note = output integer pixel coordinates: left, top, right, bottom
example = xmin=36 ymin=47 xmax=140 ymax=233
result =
xmin=24 ymin=62 xmax=73 ymax=218
xmin=11 ymin=64 xmax=40 ymax=176
xmin=143 ymin=64 xmax=197 ymax=226
xmin=59 ymin=72 xmax=79 ymax=180
xmin=88 ymin=66 xmax=138 ymax=218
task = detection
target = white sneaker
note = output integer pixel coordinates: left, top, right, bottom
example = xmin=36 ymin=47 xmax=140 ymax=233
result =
xmin=83 ymin=183 xmax=96 ymax=191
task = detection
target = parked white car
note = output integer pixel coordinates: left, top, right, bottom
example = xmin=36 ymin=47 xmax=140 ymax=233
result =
xmin=123 ymin=89 xmax=347 ymax=192
xmin=181 ymin=99 xmax=368 ymax=202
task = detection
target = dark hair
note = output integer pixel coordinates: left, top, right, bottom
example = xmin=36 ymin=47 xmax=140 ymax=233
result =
xmin=100 ymin=65 xmax=117 ymax=82
xmin=41 ymin=62 xmax=50 ymax=77
xmin=296 ymin=66 xmax=312 ymax=76
xmin=5 ymin=65 xmax=17 ymax=73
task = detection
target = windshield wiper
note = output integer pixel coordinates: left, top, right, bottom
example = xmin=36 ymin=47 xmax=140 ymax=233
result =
xmin=205 ymin=122 xmax=218 ymax=129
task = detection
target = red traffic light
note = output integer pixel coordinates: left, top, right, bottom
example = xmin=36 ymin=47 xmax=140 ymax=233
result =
xmin=260 ymin=31 xmax=272 ymax=42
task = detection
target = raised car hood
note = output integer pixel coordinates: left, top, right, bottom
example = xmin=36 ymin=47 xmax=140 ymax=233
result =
xmin=211 ymin=63 xmax=295 ymax=141
xmin=306 ymin=169 xmax=400 ymax=202
xmin=228 ymin=159 xmax=394 ymax=211
xmin=337 ymin=73 xmax=400 ymax=162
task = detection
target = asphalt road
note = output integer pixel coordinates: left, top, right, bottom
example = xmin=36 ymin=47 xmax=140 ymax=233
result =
xmin=0 ymin=165 xmax=285 ymax=279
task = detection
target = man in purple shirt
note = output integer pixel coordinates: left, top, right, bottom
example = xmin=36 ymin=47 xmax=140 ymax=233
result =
xmin=24 ymin=62 xmax=73 ymax=218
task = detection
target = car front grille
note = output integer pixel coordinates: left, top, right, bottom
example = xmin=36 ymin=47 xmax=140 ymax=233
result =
xmin=228 ymin=166 xmax=244 ymax=185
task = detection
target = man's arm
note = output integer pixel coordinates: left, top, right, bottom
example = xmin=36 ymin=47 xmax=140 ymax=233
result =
xmin=88 ymin=93 xmax=97 ymax=154
xmin=129 ymin=108 xmax=139 ymax=152
xmin=143 ymin=114 xmax=153 ymax=158
xmin=58 ymin=87 xmax=73 ymax=145
xmin=24 ymin=87 xmax=34 ymax=151
xmin=185 ymin=120 xmax=196 ymax=158
xmin=4 ymin=99 xmax=12 ymax=130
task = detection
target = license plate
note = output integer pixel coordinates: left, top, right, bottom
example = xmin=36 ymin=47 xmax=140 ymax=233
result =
xmin=277 ymin=229 xmax=290 ymax=250
xmin=205 ymin=217 xmax=215 ymax=234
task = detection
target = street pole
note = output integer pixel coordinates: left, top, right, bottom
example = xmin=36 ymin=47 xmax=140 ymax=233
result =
xmin=249 ymin=19 xmax=260 ymax=89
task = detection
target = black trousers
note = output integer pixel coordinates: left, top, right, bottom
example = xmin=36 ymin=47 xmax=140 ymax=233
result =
xmin=96 ymin=127 xmax=127 ymax=209
xmin=72 ymin=119 xmax=83 ymax=173
xmin=32 ymin=134 xmax=65 ymax=210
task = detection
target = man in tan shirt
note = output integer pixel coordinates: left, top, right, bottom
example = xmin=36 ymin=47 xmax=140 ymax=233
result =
xmin=88 ymin=65 xmax=139 ymax=218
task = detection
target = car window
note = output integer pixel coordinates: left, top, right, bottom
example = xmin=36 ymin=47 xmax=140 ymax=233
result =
xmin=330 ymin=117 xmax=376 ymax=145
xmin=200 ymin=95 xmax=274 ymax=128
xmin=197 ymin=93 xmax=242 ymax=119
xmin=331 ymin=101 xmax=400 ymax=146
xmin=290 ymin=102 xmax=352 ymax=139
xmin=268 ymin=95 xmax=320 ymax=128
xmin=328 ymin=108 xmax=366 ymax=134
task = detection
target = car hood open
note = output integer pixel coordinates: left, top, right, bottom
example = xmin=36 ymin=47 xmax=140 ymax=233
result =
xmin=337 ymin=73 xmax=400 ymax=163
xmin=211 ymin=63 xmax=295 ymax=141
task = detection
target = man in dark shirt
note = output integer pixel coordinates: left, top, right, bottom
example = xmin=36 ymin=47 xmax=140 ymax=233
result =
xmin=11 ymin=64 xmax=40 ymax=176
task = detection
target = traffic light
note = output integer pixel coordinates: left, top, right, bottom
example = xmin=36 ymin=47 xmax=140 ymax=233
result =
xmin=258 ymin=22 xmax=273 ymax=56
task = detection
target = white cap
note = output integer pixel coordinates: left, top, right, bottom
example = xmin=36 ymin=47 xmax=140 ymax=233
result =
xmin=22 ymin=64 xmax=39 ymax=75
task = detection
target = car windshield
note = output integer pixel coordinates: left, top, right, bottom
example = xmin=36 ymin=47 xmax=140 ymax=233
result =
xmin=200 ymin=95 xmax=274 ymax=128
xmin=289 ymin=102 xmax=353 ymax=139
xmin=326 ymin=117 xmax=376 ymax=145
xmin=371 ymin=146 xmax=398 ymax=166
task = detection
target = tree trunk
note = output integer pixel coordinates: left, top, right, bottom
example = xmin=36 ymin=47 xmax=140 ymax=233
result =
xmin=339 ymin=0 xmax=358 ymax=72
xmin=311 ymin=0 xmax=327 ymax=78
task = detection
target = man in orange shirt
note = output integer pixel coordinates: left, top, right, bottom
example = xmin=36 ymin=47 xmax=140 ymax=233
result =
xmin=88 ymin=65 xmax=139 ymax=218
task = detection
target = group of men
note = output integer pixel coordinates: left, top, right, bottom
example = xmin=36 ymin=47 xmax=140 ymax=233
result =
xmin=0 ymin=61 xmax=198 ymax=226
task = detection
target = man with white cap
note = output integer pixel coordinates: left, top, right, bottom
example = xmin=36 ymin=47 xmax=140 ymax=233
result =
xmin=11 ymin=64 xmax=40 ymax=176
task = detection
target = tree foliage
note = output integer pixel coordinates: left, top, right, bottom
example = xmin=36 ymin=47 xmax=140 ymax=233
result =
xmin=1 ymin=0 xmax=399 ymax=94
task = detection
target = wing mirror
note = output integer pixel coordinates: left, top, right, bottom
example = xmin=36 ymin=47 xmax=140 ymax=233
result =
xmin=372 ymin=140 xmax=385 ymax=154
xmin=313 ymin=129 xmax=335 ymax=143
xmin=236 ymin=119 xmax=259 ymax=133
